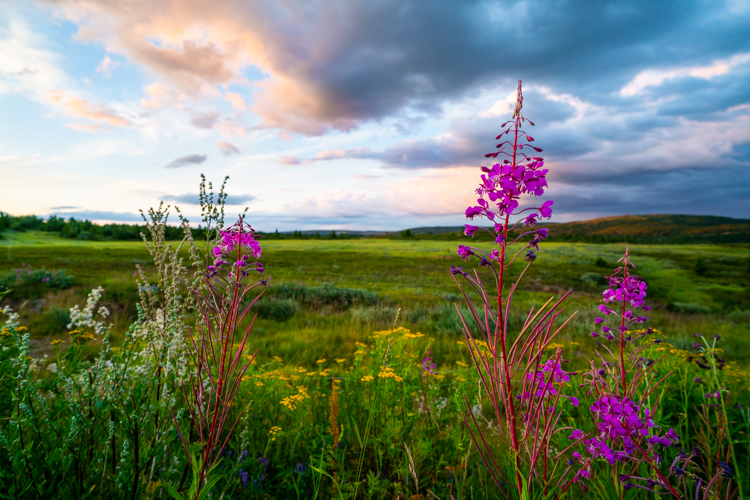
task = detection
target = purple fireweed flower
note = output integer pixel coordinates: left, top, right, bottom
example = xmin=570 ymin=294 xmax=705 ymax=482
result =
xmin=595 ymin=317 xmax=604 ymax=324
xmin=567 ymin=396 xmax=580 ymax=407
xmin=524 ymin=250 xmax=537 ymax=262
xmin=239 ymin=469 xmax=248 ymax=487
xmin=694 ymin=377 xmax=702 ymax=383
xmin=464 ymin=224 xmax=480 ymax=236
xmin=692 ymin=342 xmax=702 ymax=350
xmin=457 ymin=245 xmax=474 ymax=260
xmin=601 ymin=326 xmax=611 ymax=334
xmin=489 ymin=249 xmax=500 ymax=262
xmin=421 ymin=349 xmax=437 ymax=377
xmin=536 ymin=228 xmax=549 ymax=240
xmin=569 ymin=429 xmax=584 ymax=440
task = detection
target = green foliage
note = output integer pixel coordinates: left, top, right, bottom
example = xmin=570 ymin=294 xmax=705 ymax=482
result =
xmin=254 ymin=298 xmax=299 ymax=321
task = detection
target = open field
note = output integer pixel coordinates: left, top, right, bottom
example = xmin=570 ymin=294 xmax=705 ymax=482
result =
xmin=2 ymin=231 xmax=749 ymax=367
xmin=2 ymin=230 xmax=750 ymax=498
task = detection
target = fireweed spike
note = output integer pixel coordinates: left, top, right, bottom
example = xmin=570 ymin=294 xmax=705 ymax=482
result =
xmin=451 ymin=80 xmax=581 ymax=495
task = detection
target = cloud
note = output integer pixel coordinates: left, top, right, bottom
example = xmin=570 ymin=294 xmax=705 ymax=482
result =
xmin=217 ymin=141 xmax=240 ymax=156
xmin=45 ymin=89 xmax=132 ymax=127
xmin=621 ymin=53 xmax=750 ymax=96
xmin=49 ymin=210 xmax=143 ymax=222
xmin=50 ymin=206 xmax=80 ymax=210
xmin=225 ymin=92 xmax=246 ymax=111
xmin=48 ymin=0 xmax=750 ymax=135
xmin=164 ymin=154 xmax=207 ymax=168
xmin=162 ymin=192 xmax=256 ymax=205
xmin=190 ymin=111 xmax=221 ymax=129
xmin=95 ymin=55 xmax=119 ymax=77
xmin=277 ymin=155 xmax=304 ymax=165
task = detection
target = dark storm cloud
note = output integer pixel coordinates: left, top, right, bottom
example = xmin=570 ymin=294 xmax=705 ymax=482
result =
xmin=164 ymin=154 xmax=207 ymax=168
xmin=259 ymin=0 xmax=750 ymax=131
xmin=549 ymin=166 xmax=750 ymax=217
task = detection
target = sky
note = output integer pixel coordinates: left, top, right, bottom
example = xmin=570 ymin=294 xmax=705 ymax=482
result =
xmin=1 ymin=0 xmax=749 ymax=231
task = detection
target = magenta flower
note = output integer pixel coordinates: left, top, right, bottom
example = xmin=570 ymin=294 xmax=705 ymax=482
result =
xmin=569 ymin=429 xmax=584 ymax=441
xmin=464 ymin=224 xmax=480 ymax=236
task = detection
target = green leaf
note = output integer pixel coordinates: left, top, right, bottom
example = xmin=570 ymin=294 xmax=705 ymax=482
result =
xmin=161 ymin=482 xmax=184 ymax=500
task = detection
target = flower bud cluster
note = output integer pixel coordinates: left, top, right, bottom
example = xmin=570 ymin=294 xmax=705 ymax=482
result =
xmin=207 ymin=218 xmax=264 ymax=279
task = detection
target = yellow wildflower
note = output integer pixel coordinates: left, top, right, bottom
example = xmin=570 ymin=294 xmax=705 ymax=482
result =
xmin=316 ymin=359 xmax=327 ymax=364
xmin=51 ymin=339 xmax=65 ymax=346
xmin=335 ymin=358 xmax=345 ymax=363
xmin=268 ymin=426 xmax=282 ymax=436
xmin=456 ymin=361 xmax=469 ymax=367
xmin=361 ymin=375 xmax=374 ymax=382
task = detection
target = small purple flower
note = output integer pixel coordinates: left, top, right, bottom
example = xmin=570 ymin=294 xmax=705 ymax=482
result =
xmin=694 ymin=377 xmax=702 ymax=384
xmin=595 ymin=317 xmax=604 ymax=324
xmin=569 ymin=429 xmax=584 ymax=440
xmin=464 ymin=224 xmax=479 ymax=236
xmin=457 ymin=245 xmax=473 ymax=260
xmin=567 ymin=396 xmax=580 ymax=407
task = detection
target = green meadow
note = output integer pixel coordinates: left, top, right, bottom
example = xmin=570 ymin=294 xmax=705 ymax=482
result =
xmin=3 ymin=230 xmax=748 ymax=368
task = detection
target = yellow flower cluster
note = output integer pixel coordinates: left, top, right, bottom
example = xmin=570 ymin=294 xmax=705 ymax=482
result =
xmin=456 ymin=360 xmax=469 ymax=367
xmin=361 ymin=375 xmax=374 ymax=382
xmin=268 ymin=426 xmax=282 ymax=436
xmin=544 ymin=342 xmax=564 ymax=350
xmin=372 ymin=326 xmax=423 ymax=340
xmin=280 ymin=386 xmax=309 ymax=411
xmin=51 ymin=339 xmax=65 ymax=346
xmin=378 ymin=366 xmax=404 ymax=383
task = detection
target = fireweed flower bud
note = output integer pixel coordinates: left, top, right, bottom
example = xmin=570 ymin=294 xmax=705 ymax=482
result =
xmin=524 ymin=250 xmax=537 ymax=262
xmin=691 ymin=343 xmax=702 ymax=350
xmin=457 ymin=245 xmax=474 ymax=260
xmin=694 ymin=377 xmax=702 ymax=383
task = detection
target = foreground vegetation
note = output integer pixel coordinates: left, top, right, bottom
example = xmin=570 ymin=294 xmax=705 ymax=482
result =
xmin=1 ymin=225 xmax=748 ymax=498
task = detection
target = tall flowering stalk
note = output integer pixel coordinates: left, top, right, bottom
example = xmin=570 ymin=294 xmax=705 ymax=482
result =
xmin=452 ymin=80 xmax=577 ymax=494
xmin=169 ymin=216 xmax=265 ymax=499
xmin=570 ymin=250 xmax=687 ymax=497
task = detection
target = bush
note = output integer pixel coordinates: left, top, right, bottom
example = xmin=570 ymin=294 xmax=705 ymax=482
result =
xmin=0 ymin=265 xmax=73 ymax=299
xmin=270 ymin=283 xmax=378 ymax=310
xmin=254 ymin=297 xmax=298 ymax=321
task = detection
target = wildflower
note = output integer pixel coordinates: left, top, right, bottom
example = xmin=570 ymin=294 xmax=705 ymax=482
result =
xmin=567 ymin=396 xmax=580 ymax=407
xmin=524 ymin=250 xmax=537 ymax=262
xmin=464 ymin=224 xmax=480 ymax=236
xmin=239 ymin=469 xmax=248 ymax=487
xmin=691 ymin=342 xmax=702 ymax=350
xmin=718 ymin=461 xmax=733 ymax=478
xmin=457 ymin=245 xmax=474 ymax=260
xmin=569 ymin=429 xmax=584 ymax=440
xmin=268 ymin=426 xmax=281 ymax=436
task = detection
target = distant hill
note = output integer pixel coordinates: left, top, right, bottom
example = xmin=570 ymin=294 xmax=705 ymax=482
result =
xmin=402 ymin=215 xmax=749 ymax=244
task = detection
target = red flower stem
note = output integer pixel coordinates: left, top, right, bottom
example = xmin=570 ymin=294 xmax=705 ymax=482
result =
xmin=196 ymin=227 xmax=243 ymax=497
xmin=620 ymin=260 xmax=629 ymax=395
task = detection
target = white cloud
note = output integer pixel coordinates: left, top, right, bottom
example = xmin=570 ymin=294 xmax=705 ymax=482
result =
xmin=621 ymin=52 xmax=750 ymax=96
xmin=95 ymin=55 xmax=119 ymax=77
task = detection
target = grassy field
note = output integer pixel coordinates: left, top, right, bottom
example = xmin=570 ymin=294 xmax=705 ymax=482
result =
xmin=2 ymin=230 xmax=750 ymax=498
xmin=2 ymin=230 xmax=748 ymax=368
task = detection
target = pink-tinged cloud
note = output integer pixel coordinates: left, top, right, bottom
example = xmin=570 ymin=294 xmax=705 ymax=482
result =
xmin=217 ymin=141 xmax=240 ymax=156
xmin=45 ymin=89 xmax=131 ymax=127
xmin=277 ymin=155 xmax=305 ymax=165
